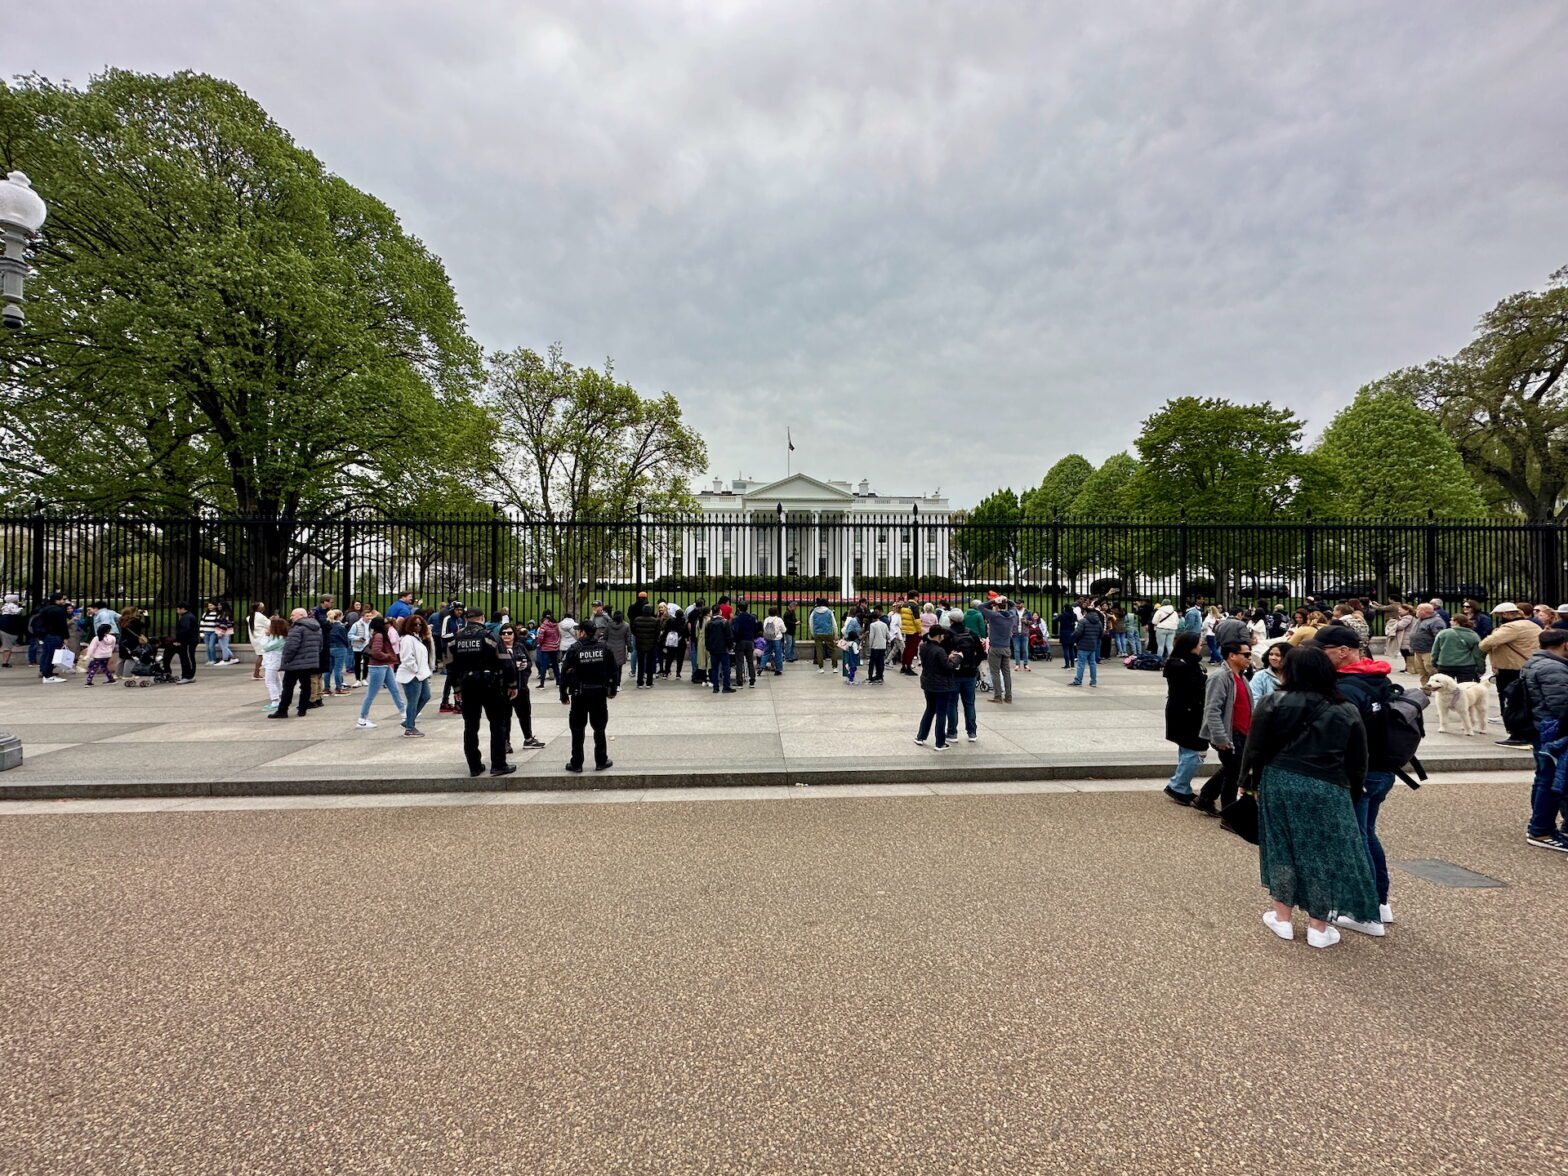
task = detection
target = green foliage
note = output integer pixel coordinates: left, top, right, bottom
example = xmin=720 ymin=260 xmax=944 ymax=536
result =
xmin=1315 ymin=383 xmax=1487 ymax=518
xmin=1409 ymin=266 xmax=1568 ymax=521
xmin=0 ymin=70 xmax=486 ymax=603
xmin=1068 ymin=453 xmax=1140 ymax=518
xmin=1022 ymin=455 xmax=1093 ymax=521
xmin=951 ymin=487 xmax=1021 ymax=577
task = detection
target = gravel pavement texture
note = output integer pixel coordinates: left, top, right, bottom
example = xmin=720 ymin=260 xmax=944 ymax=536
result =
xmin=0 ymin=777 xmax=1563 ymax=1175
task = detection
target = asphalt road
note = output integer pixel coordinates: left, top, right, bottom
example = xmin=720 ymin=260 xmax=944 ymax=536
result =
xmin=0 ymin=779 xmax=1562 ymax=1175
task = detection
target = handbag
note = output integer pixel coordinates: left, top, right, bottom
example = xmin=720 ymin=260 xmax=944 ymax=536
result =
xmin=664 ymin=629 xmax=680 ymax=649
xmin=1218 ymin=793 xmax=1259 ymax=844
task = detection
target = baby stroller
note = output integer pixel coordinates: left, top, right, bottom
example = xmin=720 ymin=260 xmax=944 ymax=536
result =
xmin=1029 ymin=628 xmax=1052 ymax=663
xmin=125 ymin=641 xmax=172 ymax=687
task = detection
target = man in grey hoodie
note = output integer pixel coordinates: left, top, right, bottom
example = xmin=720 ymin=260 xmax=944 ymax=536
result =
xmin=980 ymin=597 xmax=1018 ymax=704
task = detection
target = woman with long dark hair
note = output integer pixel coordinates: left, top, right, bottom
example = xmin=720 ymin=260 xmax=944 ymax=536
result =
xmin=1162 ymin=630 xmax=1208 ymax=805
xmin=1244 ymin=646 xmax=1379 ymax=950
xmin=914 ymin=623 xmax=958 ymax=750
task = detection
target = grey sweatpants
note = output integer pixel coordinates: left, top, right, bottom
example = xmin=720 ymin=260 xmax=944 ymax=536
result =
xmin=987 ymin=649 xmax=1012 ymax=701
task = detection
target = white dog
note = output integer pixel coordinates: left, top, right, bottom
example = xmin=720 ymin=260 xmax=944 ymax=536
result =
xmin=1425 ymin=672 xmax=1490 ymax=737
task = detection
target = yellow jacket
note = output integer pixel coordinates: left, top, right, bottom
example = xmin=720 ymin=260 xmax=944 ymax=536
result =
xmin=899 ymin=605 xmax=920 ymax=636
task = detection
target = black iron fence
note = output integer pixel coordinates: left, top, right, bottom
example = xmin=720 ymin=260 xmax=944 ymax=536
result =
xmin=0 ymin=509 xmax=1561 ymax=633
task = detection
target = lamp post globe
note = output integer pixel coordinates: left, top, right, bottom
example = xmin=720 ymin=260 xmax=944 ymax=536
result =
xmin=0 ymin=172 xmax=45 ymax=770
xmin=0 ymin=171 xmax=47 ymax=331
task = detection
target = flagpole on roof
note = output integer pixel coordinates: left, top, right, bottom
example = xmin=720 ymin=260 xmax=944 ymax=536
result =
xmin=787 ymin=427 xmax=794 ymax=476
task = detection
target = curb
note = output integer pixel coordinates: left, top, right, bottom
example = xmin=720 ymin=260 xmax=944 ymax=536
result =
xmin=0 ymin=752 xmax=1532 ymax=802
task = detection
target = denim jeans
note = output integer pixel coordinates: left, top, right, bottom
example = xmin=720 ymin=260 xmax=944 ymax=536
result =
xmin=1528 ymin=743 xmax=1567 ymax=837
xmin=1156 ymin=630 xmax=1174 ymax=658
xmin=1011 ymin=633 xmax=1028 ymax=663
xmin=763 ymin=639 xmax=783 ymax=673
xmin=38 ymin=634 xmax=63 ymax=678
xmin=1353 ymin=770 xmax=1396 ymax=904
xmin=216 ymin=633 xmax=232 ymax=661
xmin=1168 ymin=746 xmax=1204 ymax=795
xmin=402 ymin=677 xmax=431 ymax=731
xmin=783 ymin=634 xmax=795 ymax=662
xmin=710 ymin=651 xmax=731 ymax=692
xmin=917 ymin=690 xmax=954 ymax=746
xmin=360 ymin=664 xmax=405 ymax=719
xmin=1113 ymin=633 xmax=1128 ymax=656
xmin=329 ymin=646 xmax=351 ymax=691
xmin=948 ymin=677 xmax=977 ymax=739
xmin=204 ymin=631 xmax=220 ymax=664
xmin=1072 ymin=648 xmax=1099 ymax=685
xmin=1127 ymin=632 xmax=1144 ymax=656
xmin=1205 ymin=635 xmax=1220 ymax=663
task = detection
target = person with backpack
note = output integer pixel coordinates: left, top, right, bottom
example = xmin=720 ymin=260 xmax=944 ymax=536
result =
xmin=1519 ymin=628 xmax=1568 ymax=853
xmin=1311 ymin=626 xmax=1408 ymax=935
xmin=1481 ymin=603 xmax=1541 ymax=747
xmin=946 ymin=609 xmax=983 ymax=742
xmin=704 ymin=606 xmax=735 ymax=694
xmin=629 ymin=601 xmax=662 ymax=689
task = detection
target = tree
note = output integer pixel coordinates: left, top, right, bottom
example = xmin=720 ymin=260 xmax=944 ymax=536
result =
xmin=1409 ymin=266 xmax=1568 ymax=521
xmin=951 ymin=488 xmax=1021 ymax=583
xmin=0 ymin=71 xmax=486 ymax=607
xmin=483 ymin=343 xmax=706 ymax=615
xmin=1068 ymin=453 xmax=1141 ymax=518
xmin=1021 ymin=455 xmax=1094 ymax=521
xmin=1129 ymin=397 xmax=1330 ymax=602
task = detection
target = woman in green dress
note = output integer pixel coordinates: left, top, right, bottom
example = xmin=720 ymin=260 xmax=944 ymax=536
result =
xmin=1242 ymin=645 xmax=1380 ymax=949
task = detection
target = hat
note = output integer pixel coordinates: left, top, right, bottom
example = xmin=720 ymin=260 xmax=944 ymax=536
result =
xmin=465 ymin=607 xmax=485 ymax=619
xmin=1311 ymin=625 xmax=1361 ymax=649
xmin=1557 ymin=604 xmax=1568 ymax=613
xmin=948 ymin=609 xmax=965 ymax=625
xmin=1492 ymin=602 xmax=1519 ymax=614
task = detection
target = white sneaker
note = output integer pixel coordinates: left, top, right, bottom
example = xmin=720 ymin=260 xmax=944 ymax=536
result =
xmin=1263 ymin=910 xmax=1294 ymax=940
xmin=40 ymin=676 xmax=65 ymax=684
xmin=1379 ymin=903 xmax=1395 ymax=925
xmin=913 ymin=738 xmax=926 ymax=746
xmin=1332 ymin=913 xmax=1386 ymax=937
xmin=818 ymin=667 xmax=825 ymax=674
xmin=1306 ymin=925 xmax=1341 ymax=949
xmin=967 ymin=734 xmax=978 ymax=742
xmin=356 ymin=718 xmax=376 ymax=729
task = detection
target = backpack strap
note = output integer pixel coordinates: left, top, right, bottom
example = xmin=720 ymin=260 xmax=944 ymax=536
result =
xmin=1396 ymin=756 xmax=1428 ymax=790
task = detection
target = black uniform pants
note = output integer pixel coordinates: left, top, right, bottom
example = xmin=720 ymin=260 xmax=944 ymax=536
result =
xmin=638 ymin=650 xmax=658 ymax=687
xmin=462 ymin=686 xmax=510 ymax=772
xmin=510 ymin=688 xmax=533 ymax=742
xmin=569 ymin=692 xmax=610 ymax=768
xmin=278 ymin=669 xmax=313 ymax=715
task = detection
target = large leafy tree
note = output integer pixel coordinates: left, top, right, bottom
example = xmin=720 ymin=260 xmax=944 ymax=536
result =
xmin=1021 ymin=455 xmax=1093 ymax=521
xmin=0 ymin=70 xmax=486 ymax=606
xmin=951 ymin=488 xmax=1021 ymax=582
xmin=483 ymin=343 xmax=706 ymax=615
xmin=1406 ymin=266 xmax=1568 ymax=521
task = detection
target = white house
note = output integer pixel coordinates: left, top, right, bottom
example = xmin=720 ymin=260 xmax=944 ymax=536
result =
xmin=673 ymin=474 xmax=952 ymax=597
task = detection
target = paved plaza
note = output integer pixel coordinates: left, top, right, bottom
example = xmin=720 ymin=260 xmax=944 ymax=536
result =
xmin=0 ymin=654 xmax=1534 ymax=798
xmin=0 ymin=778 xmax=1561 ymax=1175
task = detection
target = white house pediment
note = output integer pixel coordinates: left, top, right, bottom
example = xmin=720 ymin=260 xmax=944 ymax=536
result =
xmin=742 ymin=473 xmax=854 ymax=503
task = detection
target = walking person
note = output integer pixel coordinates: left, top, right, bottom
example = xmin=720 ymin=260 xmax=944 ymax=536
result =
xmin=448 ymin=608 xmax=516 ymax=777
xmin=268 ymin=608 xmax=322 ymax=718
xmin=35 ymin=592 xmax=71 ymax=683
xmin=260 ymin=615 xmax=287 ymax=712
xmin=914 ymin=622 xmax=958 ymax=749
xmin=947 ymin=610 xmax=982 ymax=742
xmin=249 ymin=602 xmax=269 ymax=680
xmin=981 ymin=596 xmax=1017 ymax=705
xmin=1152 ymin=600 xmax=1179 ymax=659
xmin=898 ymin=595 xmax=922 ymax=675
xmin=1404 ymin=603 xmax=1447 ymax=687
xmin=396 ymin=613 xmax=435 ymax=737
xmin=498 ymin=625 xmax=546 ymax=754
xmin=809 ymin=598 xmax=838 ymax=673
xmin=1248 ymin=646 xmax=1381 ymax=949
xmin=1194 ymin=640 xmax=1254 ymax=815
xmin=82 ymin=624 xmax=117 ymax=685
xmin=1162 ymin=631 xmax=1208 ymax=805
xmin=1431 ymin=612 xmax=1485 ymax=683
xmin=356 ymin=617 xmax=406 ymax=729
xmin=200 ymin=600 xmax=223 ymax=666
xmin=560 ymin=620 xmax=617 ymax=772
xmin=1070 ymin=604 xmax=1105 ymax=687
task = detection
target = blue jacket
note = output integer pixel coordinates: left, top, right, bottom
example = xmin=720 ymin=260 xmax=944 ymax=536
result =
xmin=809 ymin=606 xmax=837 ymax=636
xmin=979 ymin=602 xmax=1016 ymax=647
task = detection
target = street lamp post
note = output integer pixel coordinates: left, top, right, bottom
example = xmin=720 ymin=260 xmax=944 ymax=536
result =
xmin=0 ymin=170 xmax=48 ymax=771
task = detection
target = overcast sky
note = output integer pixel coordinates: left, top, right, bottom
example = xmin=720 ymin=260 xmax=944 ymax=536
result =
xmin=14 ymin=1 xmax=1567 ymax=507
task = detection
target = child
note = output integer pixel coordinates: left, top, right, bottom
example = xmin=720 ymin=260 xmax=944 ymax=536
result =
xmin=841 ymin=633 xmax=862 ymax=685
xmin=261 ymin=615 xmax=288 ymax=711
xmin=83 ymin=624 xmax=117 ymax=685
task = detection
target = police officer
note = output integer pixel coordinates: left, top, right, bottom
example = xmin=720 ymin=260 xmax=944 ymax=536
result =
xmin=559 ymin=619 xmax=617 ymax=772
xmin=447 ymin=607 xmax=517 ymax=777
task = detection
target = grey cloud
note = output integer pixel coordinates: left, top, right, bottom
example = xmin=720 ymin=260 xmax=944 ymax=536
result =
xmin=14 ymin=0 xmax=1568 ymax=504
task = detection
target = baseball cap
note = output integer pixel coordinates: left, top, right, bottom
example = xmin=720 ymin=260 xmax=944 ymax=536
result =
xmin=1492 ymin=602 xmax=1519 ymax=614
xmin=465 ymin=608 xmax=485 ymax=619
xmin=1311 ymin=626 xmax=1361 ymax=649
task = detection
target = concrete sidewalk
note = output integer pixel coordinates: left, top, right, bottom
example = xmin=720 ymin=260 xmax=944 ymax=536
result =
xmin=0 ymin=653 xmax=1533 ymax=799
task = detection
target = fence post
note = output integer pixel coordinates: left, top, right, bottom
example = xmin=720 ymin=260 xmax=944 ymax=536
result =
xmin=28 ymin=499 xmax=45 ymax=608
xmin=1303 ymin=513 xmax=1315 ymax=601
xmin=489 ymin=503 xmax=501 ymax=620
xmin=1424 ymin=509 xmax=1439 ymax=600
xmin=775 ymin=502 xmax=785 ymax=610
xmin=1050 ymin=511 xmax=1061 ymax=615
xmin=1537 ymin=523 xmax=1560 ymax=611
xmin=186 ymin=521 xmax=200 ymax=610
xmin=1177 ymin=513 xmax=1189 ymax=606
xmin=634 ymin=501 xmax=644 ymax=591
xmin=340 ymin=520 xmax=353 ymax=608
xmin=912 ymin=502 xmax=920 ymax=586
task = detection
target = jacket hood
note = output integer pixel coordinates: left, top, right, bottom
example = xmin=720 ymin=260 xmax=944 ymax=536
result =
xmin=1338 ymin=657 xmax=1391 ymax=676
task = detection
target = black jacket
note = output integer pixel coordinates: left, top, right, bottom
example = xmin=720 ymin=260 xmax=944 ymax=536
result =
xmin=560 ymin=636 xmax=617 ymax=700
xmin=1239 ymin=690 xmax=1368 ymax=800
xmin=38 ymin=603 xmax=70 ymax=639
xmin=731 ymin=609 xmax=760 ymax=645
xmin=629 ymin=611 xmax=663 ymax=651
xmin=919 ymin=635 xmax=957 ymax=692
xmin=703 ymin=615 xmax=733 ymax=655
xmin=1074 ymin=609 xmax=1105 ymax=649
xmin=1520 ymin=649 xmax=1568 ymax=729
xmin=950 ymin=629 xmax=982 ymax=680
xmin=175 ymin=611 xmax=200 ymax=644
xmin=1163 ymin=651 xmax=1208 ymax=751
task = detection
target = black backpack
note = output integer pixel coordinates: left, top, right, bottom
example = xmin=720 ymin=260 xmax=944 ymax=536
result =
xmin=1499 ymin=677 xmax=1535 ymax=742
xmin=1341 ymin=672 xmax=1429 ymax=788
